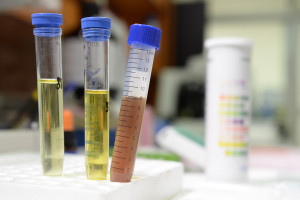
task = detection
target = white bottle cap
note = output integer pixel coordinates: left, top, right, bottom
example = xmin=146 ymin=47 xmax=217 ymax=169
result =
xmin=205 ymin=37 xmax=253 ymax=49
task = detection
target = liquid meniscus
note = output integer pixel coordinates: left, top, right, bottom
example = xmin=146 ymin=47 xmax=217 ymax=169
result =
xmin=38 ymin=78 xmax=64 ymax=176
xmin=85 ymin=90 xmax=109 ymax=180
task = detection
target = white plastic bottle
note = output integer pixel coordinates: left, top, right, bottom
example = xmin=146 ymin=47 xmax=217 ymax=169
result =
xmin=205 ymin=38 xmax=253 ymax=182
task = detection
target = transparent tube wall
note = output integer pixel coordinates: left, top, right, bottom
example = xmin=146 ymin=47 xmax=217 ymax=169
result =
xmin=83 ymin=30 xmax=110 ymax=180
xmin=110 ymin=44 xmax=155 ymax=182
xmin=34 ymin=30 xmax=64 ymax=176
xmin=123 ymin=44 xmax=155 ymax=98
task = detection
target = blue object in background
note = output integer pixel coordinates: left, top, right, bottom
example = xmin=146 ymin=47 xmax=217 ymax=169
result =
xmin=75 ymin=129 xmax=85 ymax=147
xmin=75 ymin=129 xmax=116 ymax=149
xmin=109 ymin=129 xmax=116 ymax=148
xmin=155 ymin=118 xmax=170 ymax=134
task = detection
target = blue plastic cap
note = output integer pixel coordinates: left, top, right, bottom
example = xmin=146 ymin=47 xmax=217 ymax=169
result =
xmin=81 ymin=17 xmax=111 ymax=41
xmin=127 ymin=24 xmax=162 ymax=50
xmin=31 ymin=13 xmax=62 ymax=28
xmin=81 ymin=17 xmax=111 ymax=30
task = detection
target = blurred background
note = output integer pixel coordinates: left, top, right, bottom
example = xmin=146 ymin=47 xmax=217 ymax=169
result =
xmin=0 ymin=0 xmax=300 ymax=173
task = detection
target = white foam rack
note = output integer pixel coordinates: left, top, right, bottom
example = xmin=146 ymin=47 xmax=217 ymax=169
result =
xmin=0 ymin=153 xmax=183 ymax=200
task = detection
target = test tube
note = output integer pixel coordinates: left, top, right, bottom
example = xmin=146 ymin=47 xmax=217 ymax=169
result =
xmin=205 ymin=38 xmax=253 ymax=182
xmin=110 ymin=24 xmax=162 ymax=182
xmin=81 ymin=17 xmax=111 ymax=180
xmin=32 ymin=13 xmax=64 ymax=176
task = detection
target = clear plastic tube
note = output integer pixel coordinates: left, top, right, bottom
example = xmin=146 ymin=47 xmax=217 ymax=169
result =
xmin=110 ymin=43 xmax=156 ymax=182
xmin=82 ymin=17 xmax=111 ymax=180
xmin=32 ymin=13 xmax=64 ymax=176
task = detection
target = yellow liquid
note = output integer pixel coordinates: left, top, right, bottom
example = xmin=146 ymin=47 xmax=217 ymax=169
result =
xmin=38 ymin=79 xmax=64 ymax=176
xmin=85 ymin=90 xmax=109 ymax=180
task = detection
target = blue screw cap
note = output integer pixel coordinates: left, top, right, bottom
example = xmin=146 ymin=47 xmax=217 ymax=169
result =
xmin=81 ymin=17 xmax=111 ymax=41
xmin=31 ymin=13 xmax=62 ymax=27
xmin=127 ymin=24 xmax=162 ymax=50
xmin=81 ymin=17 xmax=111 ymax=30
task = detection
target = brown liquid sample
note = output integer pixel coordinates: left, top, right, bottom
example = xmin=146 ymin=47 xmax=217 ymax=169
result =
xmin=110 ymin=96 xmax=147 ymax=182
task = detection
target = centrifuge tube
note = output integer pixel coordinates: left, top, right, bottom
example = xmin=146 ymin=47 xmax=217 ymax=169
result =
xmin=110 ymin=24 xmax=161 ymax=182
xmin=81 ymin=17 xmax=111 ymax=180
xmin=32 ymin=13 xmax=64 ymax=176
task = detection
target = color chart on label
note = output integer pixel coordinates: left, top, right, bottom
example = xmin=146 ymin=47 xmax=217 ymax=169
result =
xmin=218 ymin=89 xmax=250 ymax=157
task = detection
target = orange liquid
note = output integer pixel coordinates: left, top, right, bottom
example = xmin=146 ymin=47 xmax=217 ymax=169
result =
xmin=110 ymin=96 xmax=146 ymax=182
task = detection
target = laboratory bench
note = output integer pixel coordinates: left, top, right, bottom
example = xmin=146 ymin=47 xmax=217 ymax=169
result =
xmin=0 ymin=130 xmax=300 ymax=200
xmin=1 ymin=152 xmax=299 ymax=200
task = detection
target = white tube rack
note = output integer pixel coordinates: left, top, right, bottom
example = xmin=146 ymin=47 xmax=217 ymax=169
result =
xmin=0 ymin=153 xmax=183 ymax=200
